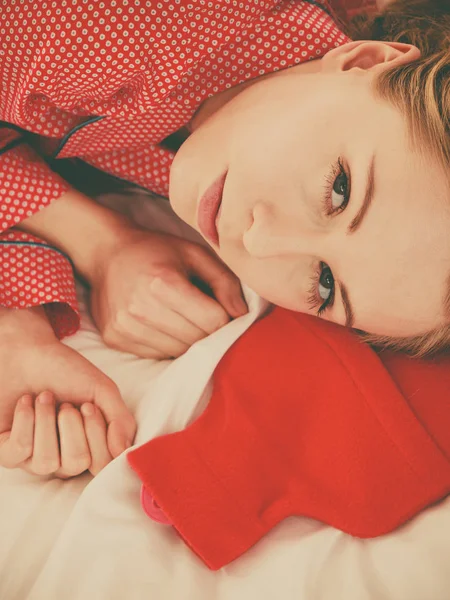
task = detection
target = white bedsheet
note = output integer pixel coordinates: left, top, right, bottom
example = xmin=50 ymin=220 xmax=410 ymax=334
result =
xmin=1 ymin=191 xmax=450 ymax=600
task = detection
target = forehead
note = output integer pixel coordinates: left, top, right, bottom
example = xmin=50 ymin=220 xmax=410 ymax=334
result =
xmin=342 ymin=118 xmax=450 ymax=337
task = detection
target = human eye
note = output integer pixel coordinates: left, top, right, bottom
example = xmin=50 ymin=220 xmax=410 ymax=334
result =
xmin=307 ymin=261 xmax=335 ymax=316
xmin=323 ymin=158 xmax=351 ymax=216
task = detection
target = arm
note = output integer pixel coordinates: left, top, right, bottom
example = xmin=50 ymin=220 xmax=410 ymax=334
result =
xmin=0 ymin=128 xmax=79 ymax=337
xmin=4 ymin=136 xmax=246 ymax=360
xmin=0 ymin=303 xmax=137 ymax=474
xmin=16 ymin=185 xmax=135 ymax=285
xmin=0 ymin=133 xmax=137 ymax=462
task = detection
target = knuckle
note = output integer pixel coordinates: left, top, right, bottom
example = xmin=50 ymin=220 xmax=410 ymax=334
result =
xmin=13 ymin=440 xmax=33 ymax=459
xmin=150 ymin=268 xmax=180 ymax=291
xmin=207 ymin=309 xmax=229 ymax=331
xmin=156 ymin=265 xmax=178 ymax=281
xmin=89 ymin=457 xmax=111 ymax=476
xmin=32 ymin=458 xmax=60 ymax=475
xmin=0 ymin=453 xmax=20 ymax=469
xmin=113 ymin=309 xmax=130 ymax=334
xmin=102 ymin=327 xmax=120 ymax=348
xmin=171 ymin=343 xmax=190 ymax=358
xmin=127 ymin=302 xmax=142 ymax=320
xmin=98 ymin=378 xmax=120 ymax=398
xmin=61 ymin=453 xmax=91 ymax=477
xmin=218 ymin=313 xmax=230 ymax=328
xmin=191 ymin=329 xmax=208 ymax=344
xmin=143 ymin=348 xmax=167 ymax=360
xmin=95 ymin=379 xmax=122 ymax=405
xmin=2 ymin=461 xmax=19 ymax=470
xmin=54 ymin=472 xmax=72 ymax=481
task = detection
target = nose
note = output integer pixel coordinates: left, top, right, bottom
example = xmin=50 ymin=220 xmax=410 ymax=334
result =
xmin=243 ymin=202 xmax=317 ymax=259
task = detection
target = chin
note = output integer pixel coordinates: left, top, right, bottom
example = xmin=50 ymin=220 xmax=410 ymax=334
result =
xmin=168 ymin=182 xmax=189 ymax=223
xmin=168 ymin=192 xmax=181 ymax=218
xmin=169 ymin=166 xmax=199 ymax=230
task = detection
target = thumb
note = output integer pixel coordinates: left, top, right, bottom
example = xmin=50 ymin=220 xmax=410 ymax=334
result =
xmin=93 ymin=379 xmax=137 ymax=458
xmin=184 ymin=244 xmax=248 ymax=318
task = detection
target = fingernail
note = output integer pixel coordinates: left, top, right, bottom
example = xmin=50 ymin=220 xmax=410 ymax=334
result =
xmin=234 ymin=297 xmax=248 ymax=316
xmin=81 ymin=403 xmax=95 ymax=417
xmin=20 ymin=394 xmax=33 ymax=407
xmin=37 ymin=391 xmax=54 ymax=405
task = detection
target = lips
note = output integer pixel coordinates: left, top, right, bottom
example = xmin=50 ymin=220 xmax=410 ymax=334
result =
xmin=197 ymin=171 xmax=227 ymax=246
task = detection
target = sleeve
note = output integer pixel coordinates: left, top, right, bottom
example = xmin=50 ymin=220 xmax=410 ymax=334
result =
xmin=0 ymin=128 xmax=80 ymax=337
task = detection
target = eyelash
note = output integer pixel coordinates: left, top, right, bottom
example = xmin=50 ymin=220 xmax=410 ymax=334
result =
xmin=323 ymin=157 xmax=351 ymax=216
xmin=307 ymin=158 xmax=351 ymax=316
xmin=307 ymin=262 xmax=335 ymax=316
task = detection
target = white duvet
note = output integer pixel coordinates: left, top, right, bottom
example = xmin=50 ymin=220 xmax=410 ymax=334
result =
xmin=1 ymin=191 xmax=449 ymax=600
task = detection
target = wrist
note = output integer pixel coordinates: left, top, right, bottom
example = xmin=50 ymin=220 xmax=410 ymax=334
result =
xmin=0 ymin=306 xmax=57 ymax=345
xmin=18 ymin=188 xmax=137 ymax=283
xmin=60 ymin=202 xmax=136 ymax=284
xmin=79 ymin=215 xmax=139 ymax=284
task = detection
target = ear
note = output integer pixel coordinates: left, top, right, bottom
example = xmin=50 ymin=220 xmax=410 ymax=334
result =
xmin=321 ymin=41 xmax=421 ymax=74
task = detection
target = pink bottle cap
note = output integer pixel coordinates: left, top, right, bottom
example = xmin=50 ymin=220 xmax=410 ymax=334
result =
xmin=140 ymin=485 xmax=172 ymax=525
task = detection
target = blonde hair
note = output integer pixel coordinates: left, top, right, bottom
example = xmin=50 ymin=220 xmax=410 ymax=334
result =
xmin=347 ymin=0 xmax=450 ymax=357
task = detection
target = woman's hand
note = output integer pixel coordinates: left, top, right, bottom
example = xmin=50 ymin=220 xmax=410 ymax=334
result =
xmin=3 ymin=392 xmax=112 ymax=478
xmin=89 ymin=230 xmax=248 ymax=359
xmin=0 ymin=306 xmax=136 ymax=476
xmin=19 ymin=187 xmax=247 ymax=359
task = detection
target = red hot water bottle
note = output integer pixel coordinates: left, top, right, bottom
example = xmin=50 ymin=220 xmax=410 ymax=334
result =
xmin=128 ymin=308 xmax=450 ymax=570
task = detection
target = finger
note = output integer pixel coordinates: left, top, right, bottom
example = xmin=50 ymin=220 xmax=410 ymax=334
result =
xmin=103 ymin=336 xmax=171 ymax=359
xmin=0 ymin=395 xmax=34 ymax=468
xmin=150 ymin=271 xmax=231 ymax=335
xmin=81 ymin=403 xmax=113 ymax=475
xmin=30 ymin=391 xmax=60 ymax=476
xmin=55 ymin=404 xmax=91 ymax=478
xmin=126 ymin=296 xmax=208 ymax=346
xmin=92 ymin=381 xmax=136 ymax=459
xmin=184 ymin=244 xmax=248 ymax=318
xmin=107 ymin=419 xmax=135 ymax=460
xmin=105 ymin=313 xmax=191 ymax=358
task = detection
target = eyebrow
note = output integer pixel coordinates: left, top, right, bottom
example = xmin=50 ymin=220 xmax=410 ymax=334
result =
xmin=348 ymin=156 xmax=376 ymax=234
xmin=336 ymin=157 xmax=375 ymax=328
xmin=339 ymin=282 xmax=355 ymax=328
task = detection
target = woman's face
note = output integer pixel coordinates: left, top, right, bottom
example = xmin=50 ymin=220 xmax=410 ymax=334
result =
xmin=169 ymin=43 xmax=450 ymax=337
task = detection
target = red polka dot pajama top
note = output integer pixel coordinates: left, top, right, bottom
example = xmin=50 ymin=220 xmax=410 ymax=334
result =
xmin=0 ymin=0 xmax=374 ymax=338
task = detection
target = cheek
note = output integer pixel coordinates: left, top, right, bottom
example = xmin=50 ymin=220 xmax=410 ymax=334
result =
xmin=169 ymin=124 xmax=230 ymax=226
xmin=227 ymin=106 xmax=352 ymax=216
xmin=217 ymin=248 xmax=314 ymax=310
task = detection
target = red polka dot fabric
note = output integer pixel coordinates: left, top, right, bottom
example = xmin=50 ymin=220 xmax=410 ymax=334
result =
xmin=0 ymin=230 xmax=79 ymax=337
xmin=0 ymin=0 xmax=365 ymax=338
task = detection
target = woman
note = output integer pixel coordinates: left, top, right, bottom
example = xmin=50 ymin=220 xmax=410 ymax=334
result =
xmin=1 ymin=0 xmax=449 ymax=476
